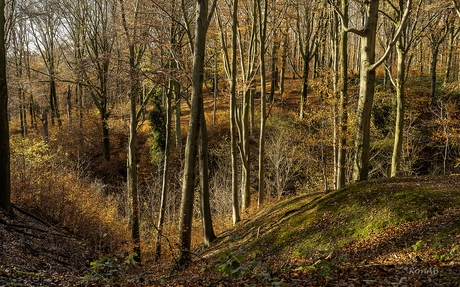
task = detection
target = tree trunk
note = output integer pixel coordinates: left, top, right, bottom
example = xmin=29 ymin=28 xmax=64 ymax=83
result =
xmin=199 ymin=99 xmax=215 ymax=246
xmin=444 ymin=26 xmax=455 ymax=86
xmin=0 ymin=0 xmax=11 ymax=213
xmin=101 ymin=111 xmax=111 ymax=161
xmin=127 ymin=87 xmax=140 ymax=263
xmin=42 ymin=110 xmax=49 ymax=145
xmin=213 ymin=48 xmax=218 ymax=127
xmin=19 ymin=89 xmax=24 ymax=137
xmin=175 ymin=91 xmax=182 ymax=149
xmin=67 ymin=85 xmax=72 ymax=124
xmin=155 ymin=83 xmax=172 ymax=261
xmin=352 ymin=0 xmax=379 ymax=182
xmin=279 ymin=32 xmax=288 ymax=96
xmin=391 ymin=42 xmax=406 ymax=177
xmin=269 ymin=41 xmax=278 ymax=103
xmin=300 ymin=58 xmax=309 ymax=119
xmin=336 ymin=0 xmax=348 ymax=190
xmin=241 ymin=89 xmax=250 ymax=212
xmin=230 ymin=0 xmax=241 ymax=224
xmin=176 ymin=0 xmax=212 ymax=266
xmin=430 ymin=44 xmax=439 ymax=99
xmin=258 ymin=0 xmax=268 ymax=208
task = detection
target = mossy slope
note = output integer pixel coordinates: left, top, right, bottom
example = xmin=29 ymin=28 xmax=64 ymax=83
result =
xmin=204 ymin=175 xmax=460 ymax=260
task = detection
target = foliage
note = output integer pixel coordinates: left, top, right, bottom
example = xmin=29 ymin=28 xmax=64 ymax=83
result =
xmin=148 ymin=87 xmax=167 ymax=165
xmin=10 ymin=134 xmax=129 ymax=252
xmin=214 ymin=248 xmax=286 ymax=285
xmin=215 ymin=248 xmax=257 ymax=279
xmin=80 ymin=253 xmax=138 ymax=284
xmin=294 ymin=249 xmax=343 ymax=280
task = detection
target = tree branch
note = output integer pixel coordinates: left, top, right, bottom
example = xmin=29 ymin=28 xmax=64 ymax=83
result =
xmin=370 ymin=0 xmax=412 ymax=71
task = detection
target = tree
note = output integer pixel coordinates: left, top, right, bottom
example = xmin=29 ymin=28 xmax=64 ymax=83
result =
xmin=28 ymin=0 xmax=63 ymax=127
xmin=82 ymin=0 xmax=118 ymax=162
xmin=217 ymin=0 xmax=241 ymax=224
xmin=386 ymin=0 xmax=426 ymax=177
xmin=426 ymin=11 xmax=450 ymax=99
xmin=257 ymin=0 xmax=268 ymax=208
xmin=336 ymin=0 xmax=348 ymax=190
xmin=294 ymin=0 xmax=318 ymax=119
xmin=176 ymin=0 xmax=217 ymax=266
xmin=331 ymin=0 xmax=411 ymax=182
xmin=0 ymin=0 xmax=11 ymax=213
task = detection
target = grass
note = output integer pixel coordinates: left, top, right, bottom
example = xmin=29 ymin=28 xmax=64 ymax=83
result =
xmin=202 ymin=175 xmax=460 ymax=264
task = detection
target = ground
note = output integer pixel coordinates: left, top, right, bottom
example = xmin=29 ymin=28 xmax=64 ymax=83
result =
xmin=2 ymin=175 xmax=460 ymax=286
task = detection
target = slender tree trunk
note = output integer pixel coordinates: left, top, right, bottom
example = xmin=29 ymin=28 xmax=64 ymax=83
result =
xmin=213 ymin=48 xmax=218 ymax=127
xmin=279 ymin=32 xmax=288 ymax=96
xmin=352 ymin=0 xmax=379 ymax=182
xmin=78 ymin=84 xmax=83 ymax=128
xmin=176 ymin=0 xmax=213 ymax=266
xmin=155 ymin=82 xmax=172 ymax=261
xmin=230 ymin=0 xmax=241 ymax=224
xmin=250 ymin=88 xmax=255 ymax=136
xmin=258 ymin=0 xmax=268 ymax=208
xmin=241 ymin=89 xmax=250 ymax=212
xmin=199 ymin=100 xmax=215 ymax=246
xmin=29 ymin=94 xmax=36 ymax=130
xmin=101 ymin=111 xmax=111 ymax=161
xmin=391 ymin=42 xmax=406 ymax=177
xmin=175 ymin=91 xmax=182 ymax=149
xmin=336 ymin=0 xmax=348 ymax=190
xmin=430 ymin=44 xmax=439 ymax=99
xmin=19 ymin=89 xmax=24 ymax=137
xmin=444 ymin=27 xmax=455 ymax=86
xmin=269 ymin=41 xmax=278 ymax=103
xmin=42 ymin=110 xmax=49 ymax=145
xmin=332 ymin=10 xmax=339 ymax=190
xmin=127 ymin=87 xmax=140 ymax=263
xmin=300 ymin=58 xmax=309 ymax=119
xmin=67 ymin=85 xmax=72 ymax=124
xmin=0 ymin=0 xmax=11 ymax=213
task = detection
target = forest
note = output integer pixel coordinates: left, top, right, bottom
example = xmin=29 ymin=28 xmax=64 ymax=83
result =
xmin=0 ymin=0 xmax=460 ymax=285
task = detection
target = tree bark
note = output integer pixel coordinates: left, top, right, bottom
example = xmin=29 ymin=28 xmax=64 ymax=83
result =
xmin=155 ymin=82 xmax=172 ymax=261
xmin=0 ymin=0 xmax=11 ymax=213
xmin=430 ymin=44 xmax=439 ymax=99
xmin=176 ymin=0 xmax=215 ymax=266
xmin=443 ymin=26 xmax=455 ymax=86
xmin=241 ymin=89 xmax=250 ymax=212
xmin=391 ymin=41 xmax=405 ymax=177
xmin=257 ymin=0 xmax=267 ymax=208
xmin=230 ymin=0 xmax=241 ymax=224
xmin=199 ymin=100 xmax=215 ymax=246
xmin=336 ymin=0 xmax=348 ymax=190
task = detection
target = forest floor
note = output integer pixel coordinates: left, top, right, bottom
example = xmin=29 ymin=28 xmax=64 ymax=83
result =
xmin=2 ymin=175 xmax=460 ymax=286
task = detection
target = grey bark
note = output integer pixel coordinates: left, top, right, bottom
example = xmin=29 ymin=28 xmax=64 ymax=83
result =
xmin=176 ymin=0 xmax=216 ymax=266
xmin=0 ymin=0 xmax=11 ymax=213
xmin=336 ymin=0 xmax=348 ymax=190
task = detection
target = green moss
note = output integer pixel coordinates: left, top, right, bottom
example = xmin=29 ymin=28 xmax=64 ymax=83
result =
xmin=220 ymin=176 xmax=460 ymax=260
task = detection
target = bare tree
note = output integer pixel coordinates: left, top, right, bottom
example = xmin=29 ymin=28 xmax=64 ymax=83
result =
xmin=0 ymin=0 xmax=11 ymax=213
xmin=176 ymin=0 xmax=217 ymax=266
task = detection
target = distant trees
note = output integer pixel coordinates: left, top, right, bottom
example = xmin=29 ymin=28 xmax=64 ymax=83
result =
xmin=0 ymin=0 xmax=11 ymax=213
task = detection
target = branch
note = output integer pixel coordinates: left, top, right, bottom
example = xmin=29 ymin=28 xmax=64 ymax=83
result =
xmin=207 ymin=0 xmax=218 ymax=24
xmin=327 ymin=0 xmax=366 ymax=36
xmin=384 ymin=65 xmax=397 ymax=89
xmin=370 ymin=0 xmax=412 ymax=71
xmin=453 ymin=0 xmax=460 ymax=19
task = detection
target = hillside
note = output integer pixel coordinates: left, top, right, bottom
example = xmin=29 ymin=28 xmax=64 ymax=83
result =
xmin=146 ymin=175 xmax=460 ymax=286
xmin=4 ymin=175 xmax=459 ymax=286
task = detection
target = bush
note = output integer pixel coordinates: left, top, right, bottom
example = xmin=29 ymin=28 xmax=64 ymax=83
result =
xmin=10 ymin=135 xmax=129 ymax=254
